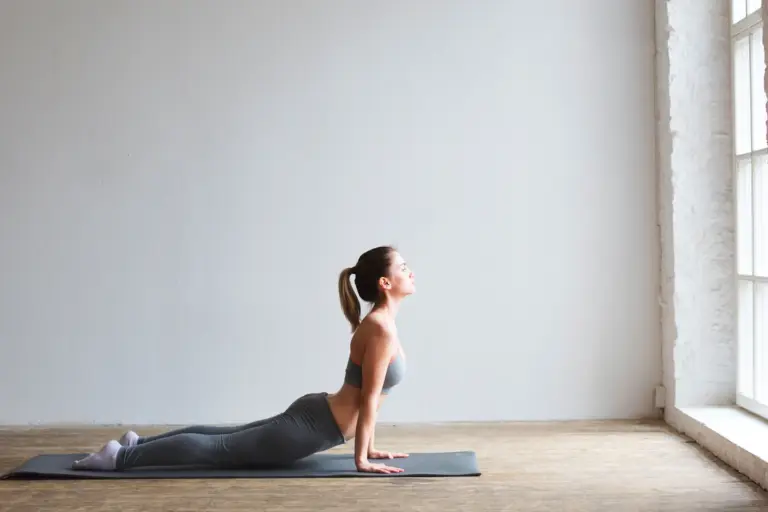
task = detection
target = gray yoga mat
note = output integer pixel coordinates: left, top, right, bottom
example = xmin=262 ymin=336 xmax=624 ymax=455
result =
xmin=1 ymin=451 xmax=480 ymax=479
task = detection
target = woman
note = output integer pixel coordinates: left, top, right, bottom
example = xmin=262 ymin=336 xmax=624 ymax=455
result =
xmin=71 ymin=245 xmax=415 ymax=474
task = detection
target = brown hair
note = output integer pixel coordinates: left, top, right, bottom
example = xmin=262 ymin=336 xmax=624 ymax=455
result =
xmin=338 ymin=245 xmax=396 ymax=331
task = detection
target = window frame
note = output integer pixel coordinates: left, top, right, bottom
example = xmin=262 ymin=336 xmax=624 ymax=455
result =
xmin=733 ymin=0 xmax=768 ymax=420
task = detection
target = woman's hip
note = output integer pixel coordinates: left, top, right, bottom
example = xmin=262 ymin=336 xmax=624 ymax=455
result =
xmin=284 ymin=392 xmax=347 ymax=448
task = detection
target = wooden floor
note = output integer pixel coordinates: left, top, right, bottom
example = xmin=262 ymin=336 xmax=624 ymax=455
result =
xmin=1 ymin=420 xmax=767 ymax=511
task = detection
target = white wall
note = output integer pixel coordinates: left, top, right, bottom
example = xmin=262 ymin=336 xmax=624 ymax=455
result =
xmin=0 ymin=0 xmax=659 ymax=425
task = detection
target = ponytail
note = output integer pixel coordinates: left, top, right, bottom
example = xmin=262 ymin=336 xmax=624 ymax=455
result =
xmin=338 ymin=267 xmax=361 ymax=332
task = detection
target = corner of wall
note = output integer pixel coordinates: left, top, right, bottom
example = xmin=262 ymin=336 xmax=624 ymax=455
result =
xmin=655 ymin=0 xmax=676 ymax=412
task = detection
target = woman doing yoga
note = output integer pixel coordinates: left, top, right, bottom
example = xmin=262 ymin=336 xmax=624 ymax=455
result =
xmin=71 ymin=245 xmax=415 ymax=474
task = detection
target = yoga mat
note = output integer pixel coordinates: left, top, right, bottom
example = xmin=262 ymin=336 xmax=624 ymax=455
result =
xmin=1 ymin=451 xmax=480 ymax=479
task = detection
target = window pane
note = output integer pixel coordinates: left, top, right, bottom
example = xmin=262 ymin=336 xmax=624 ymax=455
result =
xmin=739 ymin=157 xmax=754 ymax=275
xmin=755 ymin=283 xmax=768 ymax=403
xmin=735 ymin=34 xmax=752 ymax=155
xmin=751 ymin=28 xmax=767 ymax=151
xmin=756 ymin=155 xmax=768 ymax=276
xmin=739 ymin=279 xmax=755 ymax=398
xmin=747 ymin=0 xmax=761 ymax=15
xmin=734 ymin=0 xmax=748 ymax=23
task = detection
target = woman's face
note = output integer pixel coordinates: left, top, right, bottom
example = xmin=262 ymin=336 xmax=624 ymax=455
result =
xmin=383 ymin=251 xmax=415 ymax=297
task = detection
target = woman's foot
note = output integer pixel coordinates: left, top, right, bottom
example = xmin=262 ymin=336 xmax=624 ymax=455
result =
xmin=71 ymin=440 xmax=121 ymax=470
xmin=118 ymin=430 xmax=139 ymax=447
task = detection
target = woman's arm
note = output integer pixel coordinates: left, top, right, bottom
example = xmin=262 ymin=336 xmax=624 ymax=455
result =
xmin=366 ymin=400 xmax=382 ymax=454
xmin=367 ymin=404 xmax=408 ymax=460
xmin=367 ymin=426 xmax=409 ymax=460
xmin=354 ymin=324 xmax=403 ymax=474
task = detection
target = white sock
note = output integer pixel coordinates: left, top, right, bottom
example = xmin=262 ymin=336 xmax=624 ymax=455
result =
xmin=118 ymin=430 xmax=139 ymax=447
xmin=71 ymin=440 xmax=121 ymax=471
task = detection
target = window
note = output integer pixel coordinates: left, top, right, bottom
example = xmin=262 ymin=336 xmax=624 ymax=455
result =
xmin=734 ymin=0 xmax=768 ymax=419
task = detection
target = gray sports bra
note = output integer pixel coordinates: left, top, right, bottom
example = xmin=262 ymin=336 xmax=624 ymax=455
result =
xmin=344 ymin=352 xmax=406 ymax=394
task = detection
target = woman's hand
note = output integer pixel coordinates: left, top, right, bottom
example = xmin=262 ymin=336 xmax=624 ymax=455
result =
xmin=368 ymin=449 xmax=409 ymax=460
xmin=356 ymin=459 xmax=405 ymax=474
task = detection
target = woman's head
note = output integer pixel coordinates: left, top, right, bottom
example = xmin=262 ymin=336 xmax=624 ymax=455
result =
xmin=338 ymin=245 xmax=415 ymax=331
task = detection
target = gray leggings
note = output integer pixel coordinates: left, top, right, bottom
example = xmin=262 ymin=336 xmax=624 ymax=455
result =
xmin=115 ymin=392 xmax=346 ymax=470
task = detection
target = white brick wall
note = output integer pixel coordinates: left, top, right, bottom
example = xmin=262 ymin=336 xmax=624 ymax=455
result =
xmin=656 ymin=0 xmax=736 ymax=413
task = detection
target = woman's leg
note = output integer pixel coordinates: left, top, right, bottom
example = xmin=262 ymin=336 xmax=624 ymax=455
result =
xmin=122 ymin=413 xmax=283 ymax=446
xmin=72 ymin=393 xmax=345 ymax=471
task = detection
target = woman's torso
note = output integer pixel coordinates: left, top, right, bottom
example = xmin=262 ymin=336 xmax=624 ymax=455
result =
xmin=325 ymin=316 xmax=405 ymax=440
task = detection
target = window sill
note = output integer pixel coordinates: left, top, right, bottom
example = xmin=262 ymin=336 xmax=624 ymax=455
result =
xmin=670 ymin=405 xmax=768 ymax=489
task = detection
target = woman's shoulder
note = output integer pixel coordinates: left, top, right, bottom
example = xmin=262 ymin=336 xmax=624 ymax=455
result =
xmin=351 ymin=315 xmax=397 ymax=356
xmin=360 ymin=313 xmax=397 ymax=340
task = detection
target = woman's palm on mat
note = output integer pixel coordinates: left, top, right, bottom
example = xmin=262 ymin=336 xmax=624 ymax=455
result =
xmin=356 ymin=460 xmax=405 ymax=474
xmin=368 ymin=450 xmax=409 ymax=460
